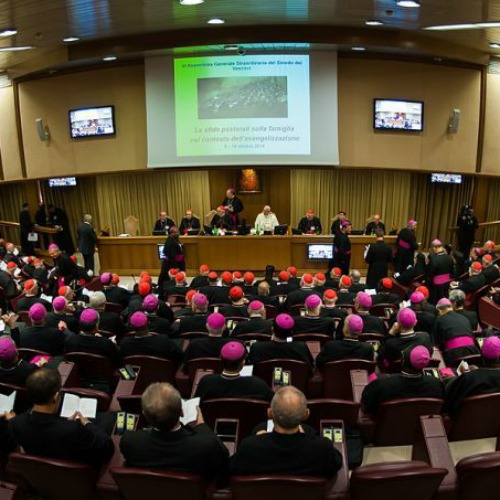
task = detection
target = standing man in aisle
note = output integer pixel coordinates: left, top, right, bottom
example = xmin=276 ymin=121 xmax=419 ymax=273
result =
xmin=19 ymin=202 xmax=34 ymax=255
xmin=456 ymin=205 xmax=478 ymax=258
xmin=394 ymin=219 xmax=418 ymax=274
xmin=365 ymin=229 xmax=393 ymax=288
xmin=332 ymin=220 xmax=352 ymax=276
xmin=158 ymin=227 xmax=185 ymax=288
xmin=222 ymin=188 xmax=244 ymax=229
xmin=76 ymin=214 xmax=97 ymax=273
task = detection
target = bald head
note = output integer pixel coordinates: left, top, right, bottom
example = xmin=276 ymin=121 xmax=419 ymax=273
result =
xmin=258 ymin=281 xmax=270 ymax=296
xmin=141 ymin=382 xmax=182 ymax=431
xmin=84 ymin=214 xmax=92 ymax=223
xmin=270 ymin=386 xmax=308 ymax=430
xmin=350 ymin=270 xmax=361 ymax=284
xmin=263 ymin=205 xmax=271 ymax=215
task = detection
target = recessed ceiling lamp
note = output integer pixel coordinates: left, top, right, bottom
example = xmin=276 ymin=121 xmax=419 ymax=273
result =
xmin=0 ymin=29 xmax=17 ymax=37
xmin=352 ymin=46 xmax=366 ymax=51
xmin=63 ymin=36 xmax=80 ymax=42
xmin=207 ymin=18 xmax=225 ymax=24
xmin=490 ymin=43 xmax=500 ymax=49
xmin=396 ymin=0 xmax=420 ymax=7
xmin=180 ymin=0 xmax=204 ymax=4
xmin=102 ymin=55 xmax=117 ymax=61
xmin=365 ymin=20 xmax=384 ymax=26
xmin=0 ymin=46 xmax=32 ymax=52
xmin=224 ymin=44 xmax=239 ymax=51
xmin=425 ymin=21 xmax=500 ymax=31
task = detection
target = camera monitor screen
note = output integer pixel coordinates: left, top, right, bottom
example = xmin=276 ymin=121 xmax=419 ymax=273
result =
xmin=157 ymin=244 xmax=165 ymax=260
xmin=307 ymin=243 xmax=333 ymax=261
xmin=431 ymin=173 xmax=462 ymax=184
xmin=374 ymin=99 xmax=424 ymax=131
xmin=48 ymin=177 xmax=77 ymax=187
xmin=69 ymin=105 xmax=116 ymax=138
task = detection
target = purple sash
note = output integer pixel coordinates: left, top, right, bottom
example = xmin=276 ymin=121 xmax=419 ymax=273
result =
xmin=445 ymin=336 xmax=475 ymax=351
xmin=399 ymin=239 xmax=411 ymax=250
xmin=433 ymin=273 xmax=451 ymax=285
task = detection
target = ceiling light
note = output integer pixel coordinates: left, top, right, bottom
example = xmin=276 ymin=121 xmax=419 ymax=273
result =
xmin=352 ymin=46 xmax=366 ymax=51
xmin=179 ymin=0 xmax=204 ymax=4
xmin=102 ymin=55 xmax=117 ymax=61
xmin=425 ymin=21 xmax=500 ymax=31
xmin=365 ymin=20 xmax=384 ymax=26
xmin=0 ymin=29 xmax=17 ymax=37
xmin=224 ymin=44 xmax=239 ymax=51
xmin=207 ymin=18 xmax=225 ymax=25
xmin=396 ymin=0 xmax=420 ymax=7
xmin=63 ymin=36 xmax=80 ymax=42
xmin=0 ymin=46 xmax=32 ymax=52
xmin=490 ymin=43 xmax=500 ymax=49
xmin=478 ymin=22 xmax=500 ymax=28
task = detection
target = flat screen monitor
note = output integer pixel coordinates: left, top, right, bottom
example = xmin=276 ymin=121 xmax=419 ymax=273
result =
xmin=373 ymin=99 xmax=424 ymax=131
xmin=274 ymin=224 xmax=288 ymax=235
xmin=430 ymin=173 xmax=462 ymax=184
xmin=307 ymin=243 xmax=333 ymax=261
xmin=157 ymin=244 xmax=165 ymax=260
xmin=48 ymin=177 xmax=77 ymax=187
xmin=69 ymin=105 xmax=116 ymax=138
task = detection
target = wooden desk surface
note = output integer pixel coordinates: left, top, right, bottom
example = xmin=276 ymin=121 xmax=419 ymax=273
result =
xmin=97 ymin=235 xmax=397 ymax=276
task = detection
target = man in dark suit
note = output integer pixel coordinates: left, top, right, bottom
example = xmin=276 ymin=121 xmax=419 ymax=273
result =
xmin=229 ymin=386 xmax=342 ymax=477
xmin=19 ymin=202 xmax=34 ymax=255
xmin=9 ymin=368 xmax=114 ymax=468
xmin=153 ymin=211 xmax=175 ymax=234
xmin=184 ymin=312 xmax=231 ymax=361
xmin=297 ymin=209 xmax=322 ymax=235
xmin=232 ymin=300 xmax=273 ymax=337
xmin=120 ymin=382 xmax=228 ymax=478
xmin=172 ymin=292 xmax=210 ymax=335
xmin=76 ymin=214 xmax=97 ymax=273
xmin=365 ymin=229 xmax=393 ymax=289
xmin=158 ymin=227 xmax=185 ymax=288
xmin=179 ymin=209 xmax=201 ymax=234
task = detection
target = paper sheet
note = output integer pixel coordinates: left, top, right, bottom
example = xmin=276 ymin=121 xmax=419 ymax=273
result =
xmin=240 ymin=365 xmax=254 ymax=377
xmin=180 ymin=397 xmax=200 ymax=425
xmin=60 ymin=393 xmax=97 ymax=418
xmin=0 ymin=391 xmax=16 ymax=413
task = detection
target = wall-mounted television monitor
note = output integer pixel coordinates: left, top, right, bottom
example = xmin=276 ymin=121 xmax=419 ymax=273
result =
xmin=69 ymin=105 xmax=115 ymax=138
xmin=431 ymin=173 xmax=462 ymax=184
xmin=48 ymin=177 xmax=77 ymax=187
xmin=374 ymin=99 xmax=424 ymax=131
xmin=307 ymin=243 xmax=333 ymax=261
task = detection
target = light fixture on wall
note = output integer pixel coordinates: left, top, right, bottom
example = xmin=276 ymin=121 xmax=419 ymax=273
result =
xmin=35 ymin=118 xmax=50 ymax=142
xmin=396 ymin=0 xmax=420 ymax=7
xmin=448 ymin=109 xmax=461 ymax=134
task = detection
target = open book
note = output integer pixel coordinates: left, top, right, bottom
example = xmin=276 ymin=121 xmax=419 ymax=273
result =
xmin=180 ymin=397 xmax=200 ymax=425
xmin=0 ymin=391 xmax=16 ymax=413
xmin=60 ymin=393 xmax=97 ymax=419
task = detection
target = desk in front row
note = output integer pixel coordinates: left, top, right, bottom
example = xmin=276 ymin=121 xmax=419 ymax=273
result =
xmin=97 ymin=235 xmax=397 ymax=276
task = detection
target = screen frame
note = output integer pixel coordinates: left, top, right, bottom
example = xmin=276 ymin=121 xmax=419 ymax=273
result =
xmin=68 ymin=105 xmax=116 ymax=139
xmin=307 ymin=243 xmax=333 ymax=261
xmin=373 ymin=98 xmax=424 ymax=132
xmin=48 ymin=177 xmax=77 ymax=188
xmin=430 ymin=173 xmax=463 ymax=184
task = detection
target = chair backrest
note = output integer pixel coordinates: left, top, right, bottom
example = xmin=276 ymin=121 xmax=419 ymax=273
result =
xmin=307 ymin=398 xmax=360 ymax=430
xmin=465 ymin=283 xmax=491 ymax=311
xmin=61 ymin=387 xmax=111 ymax=412
xmin=321 ymin=359 xmax=377 ymax=400
xmin=253 ymin=359 xmax=310 ymax=392
xmin=478 ymin=297 xmax=500 ymax=329
xmin=9 ymin=292 xmax=25 ymax=313
xmin=448 ymin=392 xmax=500 ymax=441
xmin=9 ymin=451 xmax=98 ymax=500
xmin=186 ymin=357 xmax=223 ymax=381
xmin=116 ymin=394 xmax=142 ymax=414
xmin=264 ymin=304 xmax=278 ymax=319
xmin=369 ymin=303 xmax=398 ymax=318
xmin=17 ymin=311 xmax=32 ymax=326
xmin=64 ymin=351 xmax=116 ymax=384
xmin=293 ymin=333 xmax=332 ymax=346
xmin=84 ymin=277 xmax=103 ymax=292
xmin=357 ymin=332 xmax=386 ymax=342
xmin=350 ymin=460 xmax=447 ymax=500
xmin=391 ymin=279 xmax=409 ymax=300
xmin=230 ymin=475 xmax=328 ymax=500
xmin=234 ymin=333 xmax=272 ymax=342
xmin=124 ymin=216 xmax=139 ymax=236
xmin=200 ymin=398 xmax=269 ymax=443
xmin=123 ymin=355 xmax=177 ymax=393
xmin=288 ymin=304 xmax=305 ymax=317
xmin=166 ymin=294 xmax=188 ymax=305
xmin=446 ymin=354 xmax=482 ymax=369
xmin=373 ymin=398 xmax=444 ymax=446
xmin=0 ymin=382 xmax=30 ymax=414
xmin=456 ymin=451 xmax=500 ymax=500
xmin=104 ymin=302 xmax=125 ymax=314
xmin=111 ymin=467 xmax=206 ymax=500
xmin=17 ymin=348 xmax=50 ymax=361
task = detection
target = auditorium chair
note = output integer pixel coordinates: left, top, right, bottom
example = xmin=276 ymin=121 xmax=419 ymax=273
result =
xmin=178 ymin=331 xmax=208 ymax=339
xmin=294 ymin=333 xmax=332 ymax=346
xmin=57 ymin=361 xmax=79 ymax=387
xmin=200 ymin=398 xmax=269 ymax=444
xmin=230 ymin=475 xmax=328 ymax=500
xmin=83 ymin=277 xmax=104 ymax=292
xmin=64 ymin=352 xmax=119 ymax=391
xmin=264 ymin=304 xmax=278 ymax=319
xmin=123 ymin=355 xmax=177 ymax=392
xmin=0 ymin=382 xmax=30 ymax=414
xmin=104 ymin=302 xmax=125 ymax=314
xmin=61 ymin=387 xmax=111 ymax=412
xmin=16 ymin=348 xmax=50 ymax=361
xmin=288 ymin=304 xmax=306 ymax=317
xmin=16 ymin=311 xmax=31 ymax=326
xmin=186 ymin=357 xmax=223 ymax=382
xmin=123 ymin=215 xmax=140 ymax=237
xmin=445 ymin=392 xmax=500 ymax=441
xmin=464 ymin=283 xmax=490 ymax=311
xmin=8 ymin=452 xmax=99 ymax=500
xmin=0 ymin=482 xmax=19 ymax=500
xmin=253 ymin=359 xmax=310 ymax=392
xmin=307 ymin=399 xmax=360 ymax=430
xmin=369 ymin=303 xmax=398 ymax=318
xmin=111 ymin=467 xmax=207 ymax=500
xmin=412 ymin=415 xmax=458 ymax=500
xmin=357 ymin=332 xmax=386 ymax=342
xmin=164 ymin=294 xmax=187 ymax=311
xmin=349 ymin=461 xmax=448 ymax=500
xmin=370 ymin=398 xmax=444 ymax=446
xmin=478 ymin=296 xmax=500 ymax=329
xmin=455 ymin=451 xmax=500 ymax=500
xmin=320 ymin=360 xmax=376 ymax=400
xmin=445 ymin=354 xmax=482 ymax=369
xmin=225 ymin=316 xmax=250 ymax=325
xmin=8 ymin=293 xmax=24 ymax=313
xmin=233 ymin=333 xmax=271 ymax=342
xmin=209 ymin=304 xmax=232 ymax=313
